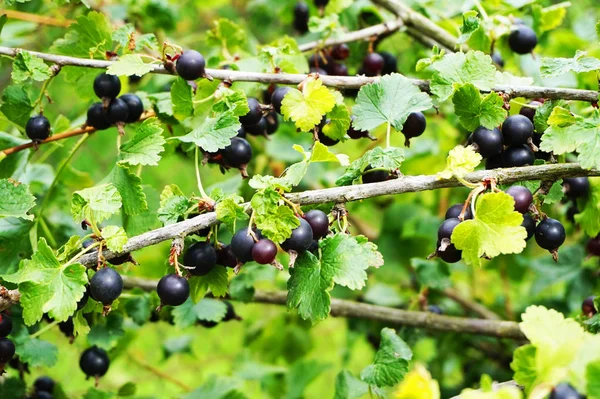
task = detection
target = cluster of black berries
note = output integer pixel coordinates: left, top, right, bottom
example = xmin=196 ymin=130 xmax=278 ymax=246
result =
xmin=293 ymin=0 xmax=331 ymax=34
xmin=306 ymin=46 xmax=397 ymax=78
xmin=0 ymin=313 xmax=15 ymax=373
xmin=26 ymin=376 xmax=55 ymax=399
xmin=86 ymin=73 xmax=144 ymax=131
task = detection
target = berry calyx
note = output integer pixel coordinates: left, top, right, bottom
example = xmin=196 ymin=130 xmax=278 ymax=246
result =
xmin=119 ymin=93 xmax=144 ymax=123
xmin=508 ymin=25 xmax=538 ymax=55
xmin=535 ymin=218 xmax=566 ymax=251
xmin=175 ymin=50 xmax=206 ymax=81
xmin=89 ymin=267 xmax=123 ymax=306
xmin=502 ymin=115 xmax=534 ymax=146
xmin=231 ymin=229 xmax=256 ymax=263
xmin=157 ymin=274 xmax=190 ymax=306
xmin=93 ymin=73 xmax=121 ymax=99
xmin=303 ymin=209 xmax=329 ymax=239
xmin=222 ymin=137 xmax=253 ymax=168
xmin=582 ymin=296 xmax=597 ymax=317
xmin=79 ymin=346 xmax=110 ymax=378
xmin=271 ymin=87 xmax=291 ymax=115
xmin=25 ymin=115 xmax=51 ymax=142
xmin=0 ymin=314 xmax=12 ymax=337
xmin=183 ymin=241 xmax=217 ymax=276
xmin=472 ymin=127 xmax=503 ymax=158
xmin=505 ymin=185 xmax=533 ymax=214
xmin=252 ymin=239 xmax=278 ymax=264
xmin=240 ymin=97 xmax=262 ymax=126
xmin=281 ymin=218 xmax=314 ymax=253
xmin=86 ymin=102 xmax=112 ymax=130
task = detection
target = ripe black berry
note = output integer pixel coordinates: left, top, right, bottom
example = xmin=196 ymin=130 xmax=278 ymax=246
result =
xmin=271 ymin=87 xmax=291 ymax=115
xmin=445 ymin=204 xmax=473 ymax=220
xmin=240 ymin=97 xmax=262 ymax=126
xmin=0 ymin=314 xmax=12 ymax=338
xmin=157 ymin=274 xmax=190 ymax=306
xmin=25 ymin=115 xmax=51 ymax=141
xmin=222 ymin=301 xmax=240 ymax=322
xmin=307 ymin=240 xmax=319 ymax=253
xmin=309 ymin=66 xmax=328 ymax=75
xmin=522 ymin=214 xmax=536 ymax=241
xmin=35 ymin=391 xmax=53 ymax=399
xmin=281 ymin=218 xmax=314 ymax=253
xmin=314 ymin=0 xmax=328 ymax=7
xmin=108 ymin=253 xmax=132 ymax=265
xmin=438 ymin=244 xmax=462 ymax=263
xmin=472 ymin=127 xmax=503 ymax=158
xmin=222 ymin=137 xmax=253 ymax=167
xmin=217 ymin=244 xmax=238 ymax=268
xmin=265 ymin=112 xmax=279 ymax=134
xmin=379 ymin=51 xmax=398 ymax=75
xmin=347 ymin=117 xmax=371 ymax=139
xmin=329 ymin=62 xmax=349 ymax=76
xmin=562 ymin=177 xmax=590 ymax=199
xmin=587 ymin=235 xmax=600 ymax=256
xmin=362 ymin=53 xmax=385 ymax=76
xmin=252 ymin=239 xmax=278 ymax=264
xmin=317 ymin=130 xmax=339 ymax=146
xmin=502 ymin=145 xmax=535 ymax=167
xmin=119 ymin=94 xmax=144 ymax=123
xmin=486 ymin=154 xmax=503 ymax=170
xmin=293 ymin=2 xmax=310 ymax=33
xmin=77 ymin=287 xmax=90 ymax=310
xmin=94 ymin=73 xmax=121 ymax=99
xmin=80 ymin=346 xmax=110 ymax=378
xmin=519 ymin=101 xmax=542 ymax=123
xmin=505 ymin=185 xmax=533 ymax=214
xmin=582 ymin=296 xmax=597 ymax=316
xmin=59 ymin=318 xmax=74 ymax=339
xmin=508 ymin=26 xmax=538 ymax=55
xmin=502 ymin=115 xmax=534 ymax=146
xmin=86 ymin=102 xmax=112 ymax=130
xmin=0 ymin=338 xmax=15 ymax=362
xmin=34 ymin=376 xmax=55 ymax=393
xmin=331 ymin=44 xmax=350 ymax=60
xmin=106 ymin=98 xmax=129 ymax=124
xmin=89 ymin=267 xmax=123 ymax=306
xmin=362 ymin=166 xmax=389 ymax=184
xmin=184 ymin=241 xmax=217 ymax=276
xmin=231 ymin=229 xmax=256 ymax=263
xmin=549 ymin=383 xmax=584 ymax=399
xmin=176 ymin=50 xmax=206 ymax=81
xmin=303 ymin=209 xmax=329 ymax=239
xmin=402 ymin=112 xmax=426 ymax=143
xmin=567 ymin=205 xmax=579 ymax=223
xmin=438 ymin=218 xmax=461 ymax=240
xmin=244 ymin=117 xmax=267 ymax=136
xmin=535 ymin=218 xmax=566 ymax=250
xmin=492 ymin=52 xmax=504 ymax=68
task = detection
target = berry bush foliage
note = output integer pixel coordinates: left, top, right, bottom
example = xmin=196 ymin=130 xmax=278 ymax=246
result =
xmin=1 ymin=0 xmax=600 ymax=398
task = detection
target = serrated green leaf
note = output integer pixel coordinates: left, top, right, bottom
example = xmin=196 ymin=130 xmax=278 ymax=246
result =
xmin=117 ymin=382 xmax=137 ymax=397
xmin=14 ymin=335 xmax=58 ymax=367
xmin=172 ymin=297 xmax=228 ymax=328
xmin=11 ymin=51 xmax=53 ymax=83
xmin=587 ymin=360 xmax=600 ymax=398
xmin=216 ymin=194 xmax=248 ymax=233
xmin=0 ymin=179 xmax=36 ymax=220
xmin=105 ymin=164 xmax=147 ymax=216
xmin=106 ymin=54 xmax=154 ymax=77
xmin=352 ymin=74 xmax=432 ymax=132
xmin=544 ymin=180 xmax=564 ymax=205
xmin=0 ymin=378 xmax=26 ymax=399
xmin=532 ymin=3 xmax=569 ymax=35
xmin=253 ymin=204 xmax=299 ymax=244
xmin=212 ymin=88 xmax=249 ymax=117
xmin=360 ymin=328 xmax=412 ymax=387
xmin=51 ymin=11 xmax=113 ymax=58
xmin=112 ymin=24 xmax=158 ymax=53
xmin=171 ymin=78 xmax=194 ymax=120
xmin=324 ymin=0 xmax=352 ymax=15
xmin=281 ymin=77 xmax=336 ymax=132
xmin=158 ymin=184 xmax=192 ymax=226
xmin=336 ymin=147 xmax=404 ymax=186
xmin=72 ymin=183 xmax=122 ymax=223
xmin=322 ymin=104 xmax=351 ymax=141
xmin=258 ymin=36 xmax=307 ymax=74
xmin=124 ymin=294 xmax=151 ymax=325
xmin=189 ymin=265 xmax=229 ymax=300
xmin=510 ymin=345 xmax=537 ymax=392
xmin=1 ymin=85 xmax=33 ymax=127
xmin=73 ymin=310 xmax=91 ymax=337
xmin=88 ymin=313 xmax=125 ymax=350
xmin=287 ymin=251 xmax=332 ymax=323
xmin=308 ymin=14 xmax=340 ymax=34
xmin=437 ymin=145 xmax=482 ymax=180
xmin=334 ymin=370 xmax=370 ymax=399
xmin=119 ymin=117 xmax=165 ymax=166
xmin=430 ymin=51 xmax=497 ymax=102
xmin=286 ymin=359 xmax=330 ymax=399
xmin=574 ymin=179 xmax=600 ymax=236
xmin=3 ymin=238 xmax=87 ymax=325
xmin=540 ymin=51 xmax=600 ymax=78
xmin=452 ymin=84 xmax=507 ymax=131
xmin=206 ymin=19 xmax=247 ymax=54
xmin=533 ymin=100 xmax=569 ymax=134
xmin=177 ymin=110 xmax=241 ymax=152
xmin=229 ymin=262 xmax=276 ymax=302
xmin=451 ymin=192 xmax=527 ymax=268
xmin=102 ymin=225 xmax=127 ymax=252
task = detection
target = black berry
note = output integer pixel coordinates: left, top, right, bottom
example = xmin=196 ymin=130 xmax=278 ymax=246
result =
xmin=502 ymin=115 xmax=533 ymax=146
xmin=271 ymin=87 xmax=291 ymax=115
xmin=237 ymin=126 xmax=246 ymax=138
xmin=505 ymin=185 xmax=533 ymax=214
xmin=240 ymin=97 xmax=262 ymax=126
xmin=25 ymin=115 xmax=51 ymax=141
xmin=86 ymin=103 xmax=112 ymax=130
xmin=0 ymin=338 xmax=15 ymax=362
xmin=562 ymin=177 xmax=590 ymax=199
xmin=549 ymin=383 xmax=584 ymax=399
xmin=89 ymin=267 xmax=123 ymax=306
xmin=252 ymin=239 xmax=278 ymax=264
xmin=293 ymin=2 xmax=310 ymax=33
xmin=184 ymin=241 xmax=217 ymax=276
xmin=244 ymin=117 xmax=267 ymax=136
xmin=486 ymin=154 xmax=503 ymax=170
xmin=362 ymin=53 xmax=385 ymax=76
xmin=329 ymin=62 xmax=349 ymax=76
xmin=119 ymin=94 xmax=144 ymax=123
xmin=34 ymin=376 xmax=55 ymax=393
xmin=347 ymin=116 xmax=371 ymax=139
xmin=362 ymin=167 xmax=390 ymax=184
xmin=106 ymin=98 xmax=129 ymax=124
xmin=0 ymin=314 xmax=11 ymax=337
xmin=331 ymin=44 xmax=350 ymax=60
xmin=402 ymin=112 xmax=426 ymax=142
xmin=157 ymin=274 xmax=190 ymax=306
xmin=93 ymin=73 xmax=121 ymax=99
xmin=472 ymin=127 xmax=503 ymax=158
xmin=519 ymin=101 xmax=542 ymax=123
xmin=379 ymin=51 xmax=398 ymax=75
xmin=317 ymin=130 xmax=339 ymax=146
xmin=77 ymin=287 xmax=90 ymax=310
xmin=303 ymin=209 xmax=329 ymax=239
xmin=428 ymin=305 xmax=443 ymax=314
xmin=502 ymin=145 xmax=535 ymax=167
xmin=59 ymin=318 xmax=74 ymax=339
xmin=79 ymin=346 xmax=110 ymax=378
xmin=438 ymin=218 xmax=461 ymax=240
xmin=587 ymin=235 xmax=600 ymax=256
xmin=445 ymin=204 xmax=473 ymax=220
xmin=231 ymin=229 xmax=256 ymax=263
xmin=438 ymin=243 xmax=462 ymax=263
xmin=176 ymin=50 xmax=206 ymax=81
xmin=522 ymin=214 xmax=536 ymax=241
xmin=582 ymin=296 xmax=597 ymax=316
xmin=281 ymin=218 xmax=314 ymax=253
xmin=492 ymin=52 xmax=504 ymax=68
xmin=222 ymin=137 xmax=252 ymax=167
xmin=535 ymin=218 xmax=566 ymax=250
xmin=508 ymin=26 xmax=538 ymax=55
xmin=222 ymin=301 xmax=240 ymax=322
xmin=216 ymin=244 xmax=238 ymax=268
xmin=314 ymin=0 xmax=328 ymax=7
xmin=265 ymin=112 xmax=279 ymax=134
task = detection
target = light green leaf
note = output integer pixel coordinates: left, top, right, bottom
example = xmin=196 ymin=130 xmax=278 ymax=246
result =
xmin=533 ymin=100 xmax=569 ymax=134
xmin=452 ymin=84 xmax=507 ymax=131
xmin=216 ymin=194 xmax=248 ymax=233
xmin=188 ymin=265 xmax=229 ymax=300
xmin=206 ymin=19 xmax=247 ymax=54
xmin=171 ymin=78 xmax=194 ymax=120
xmin=322 ymin=104 xmax=351 ymax=141
xmin=251 ymin=187 xmax=300 ymax=243
xmin=586 ymin=360 xmax=600 ymax=398
xmin=334 ymin=370 xmax=370 ymax=399
xmin=73 ymin=310 xmax=91 ymax=337
xmin=287 ymin=251 xmax=332 ymax=323
xmin=336 ymin=147 xmax=404 ymax=186
xmin=285 ymin=359 xmax=330 ymax=399
xmin=158 ymin=184 xmax=192 ymax=226
xmin=106 ymin=54 xmax=154 ymax=77
xmin=119 ymin=117 xmax=165 ymax=166
xmin=1 ymin=85 xmax=33 ymax=127
xmin=11 ymin=51 xmax=53 ymax=83
xmin=51 ymin=11 xmax=113 ymax=58
xmin=324 ymin=0 xmax=352 ymax=15
xmin=102 ymin=225 xmax=128 ymax=252
xmin=540 ymin=51 xmax=600 ymax=78
xmin=71 ymin=183 xmax=122 ymax=223
xmin=177 ymin=110 xmax=241 ymax=152
xmin=437 ymin=145 xmax=482 ymax=180
xmin=14 ymin=334 xmax=58 ymax=367
xmin=532 ymin=3 xmax=569 ymax=35
xmin=352 ymin=74 xmax=432 ymax=132
xmin=105 ymin=164 xmax=147 ymax=216
xmin=510 ymin=345 xmax=537 ymax=392
xmin=451 ymin=192 xmax=527 ymax=267
xmin=281 ymin=77 xmax=336 ymax=132
xmin=360 ymin=328 xmax=412 ymax=387
xmin=172 ymin=297 xmax=228 ymax=328
xmin=0 ymin=179 xmax=36 ymax=220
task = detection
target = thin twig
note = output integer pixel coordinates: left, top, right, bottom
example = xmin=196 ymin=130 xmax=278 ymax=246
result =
xmin=128 ymin=352 xmax=192 ymax=391
xmin=1 ymin=10 xmax=74 ymax=28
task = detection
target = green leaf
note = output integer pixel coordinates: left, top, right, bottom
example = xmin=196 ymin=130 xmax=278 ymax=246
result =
xmin=104 ymin=164 xmax=147 ymax=216
xmin=437 ymin=145 xmax=482 ymax=180
xmin=0 ymin=15 xmax=7 ymax=38
xmin=322 ymin=104 xmax=351 ymax=141
xmin=0 ymin=378 xmax=26 ymax=399
xmin=510 ymin=345 xmax=537 ymax=392
xmin=88 ymin=313 xmax=125 ymax=350
xmin=112 ymin=24 xmax=158 ymax=53
xmin=229 ymin=262 xmax=276 ymax=302
xmin=106 ymin=54 xmax=154 ymax=77
xmin=117 ymin=382 xmax=137 ymax=397
xmin=324 ymin=0 xmax=352 ymax=15
xmin=124 ymin=294 xmax=151 ymax=325
xmin=3 ymin=238 xmax=88 ymax=325
xmin=452 ymin=84 xmax=507 ymax=131
xmin=0 ymin=179 xmax=36 ymax=220
xmin=287 ymin=251 xmax=332 ymax=323
xmin=250 ymin=186 xmax=300 ymax=243
xmin=533 ymin=100 xmax=569 ymax=134
xmin=216 ymin=194 xmax=248 ymax=233
xmin=451 ymin=192 xmax=527 ymax=268
xmin=206 ymin=18 xmax=247 ymax=54
xmin=51 ymin=11 xmax=113 ymax=58
xmin=188 ymin=265 xmax=229 ymax=300
xmin=83 ymin=387 xmax=114 ymax=399
xmin=352 ymin=74 xmax=432 ymax=132
xmin=540 ymin=51 xmax=600 ymax=78
xmin=11 ymin=51 xmax=53 ymax=83
xmin=532 ymin=3 xmax=569 ymax=35
xmin=177 ymin=110 xmax=241 ymax=152
xmin=430 ymin=51 xmax=497 ymax=102
xmin=360 ymin=328 xmax=412 ymax=387
xmin=171 ymin=78 xmax=194 ymax=120
xmin=586 ymin=360 xmax=600 ymax=399
xmin=172 ymin=297 xmax=228 ymax=328
xmin=285 ymin=359 xmax=330 ymax=399
xmin=1 ymin=85 xmax=33 ymax=127
xmin=574 ymin=179 xmax=600 ymax=236
xmin=101 ymin=225 xmax=127 ymax=252
xmin=212 ymin=88 xmax=249 ymax=117
xmin=158 ymin=184 xmax=192 ymax=226
xmin=119 ymin=117 xmax=165 ymax=166
xmin=411 ymin=258 xmax=450 ymax=290
xmin=336 ymin=147 xmax=404 ymax=186
xmin=181 ymin=376 xmax=246 ymax=399
xmin=334 ymin=370 xmax=370 ymax=399
xmin=258 ymin=36 xmax=307 ymax=74
xmin=73 ymin=310 xmax=91 ymax=337
xmin=308 ymin=14 xmax=340 ymax=34
xmin=14 ymin=335 xmax=58 ymax=367
xmin=281 ymin=77 xmax=336 ymax=132
xmin=72 ymin=183 xmax=122 ymax=224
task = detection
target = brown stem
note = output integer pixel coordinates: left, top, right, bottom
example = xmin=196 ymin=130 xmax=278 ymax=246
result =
xmin=1 ymin=10 xmax=74 ymax=28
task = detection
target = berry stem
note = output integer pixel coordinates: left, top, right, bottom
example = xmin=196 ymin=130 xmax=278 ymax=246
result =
xmin=194 ymin=146 xmax=210 ymax=199
xmin=29 ymin=320 xmax=60 ymax=339
xmin=281 ymin=195 xmax=303 ymax=216
xmin=33 ymin=77 xmax=54 ymax=113
xmin=64 ymin=241 xmax=101 ymax=267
